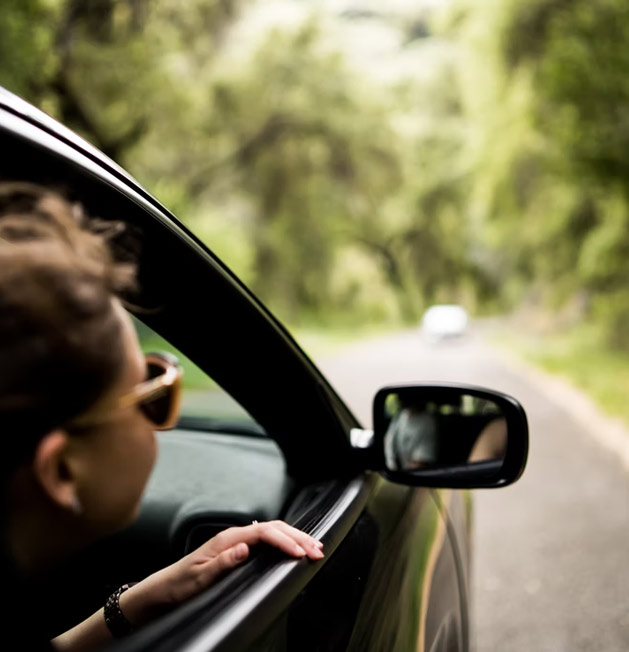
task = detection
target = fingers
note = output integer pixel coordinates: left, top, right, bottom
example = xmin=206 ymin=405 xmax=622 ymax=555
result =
xmin=251 ymin=524 xmax=316 ymax=559
xmin=247 ymin=520 xmax=324 ymax=560
xmin=192 ymin=542 xmax=251 ymax=589
xmin=213 ymin=521 xmax=324 ymax=561
xmin=265 ymin=520 xmax=324 ymax=559
xmin=232 ymin=542 xmax=249 ymax=563
xmin=152 ymin=522 xmax=324 ymax=611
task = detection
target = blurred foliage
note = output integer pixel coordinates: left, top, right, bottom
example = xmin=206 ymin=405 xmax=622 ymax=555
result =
xmin=447 ymin=0 xmax=629 ymax=348
xmin=2 ymin=0 xmax=629 ymax=347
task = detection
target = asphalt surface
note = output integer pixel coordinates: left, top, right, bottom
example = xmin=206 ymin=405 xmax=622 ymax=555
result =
xmin=317 ymin=329 xmax=629 ymax=652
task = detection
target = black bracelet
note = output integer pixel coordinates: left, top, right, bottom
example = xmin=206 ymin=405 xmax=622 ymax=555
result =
xmin=104 ymin=583 xmax=136 ymax=638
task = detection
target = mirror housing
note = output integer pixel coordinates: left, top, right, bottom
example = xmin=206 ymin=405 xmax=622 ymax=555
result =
xmin=371 ymin=383 xmax=528 ymax=489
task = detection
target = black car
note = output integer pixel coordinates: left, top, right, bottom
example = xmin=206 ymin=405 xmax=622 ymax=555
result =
xmin=0 ymin=87 xmax=528 ymax=652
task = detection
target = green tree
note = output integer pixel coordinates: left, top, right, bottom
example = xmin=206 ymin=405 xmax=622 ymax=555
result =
xmin=447 ymin=0 xmax=629 ymax=345
xmin=0 ymin=1 xmax=485 ymax=327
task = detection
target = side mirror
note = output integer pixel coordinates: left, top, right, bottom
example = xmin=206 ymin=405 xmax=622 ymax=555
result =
xmin=372 ymin=384 xmax=528 ymax=488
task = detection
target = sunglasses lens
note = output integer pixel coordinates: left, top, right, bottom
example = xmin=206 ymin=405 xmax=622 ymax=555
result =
xmin=139 ymin=360 xmax=174 ymax=427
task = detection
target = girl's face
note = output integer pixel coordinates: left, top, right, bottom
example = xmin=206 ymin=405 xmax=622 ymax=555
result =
xmin=71 ymin=301 xmax=158 ymax=534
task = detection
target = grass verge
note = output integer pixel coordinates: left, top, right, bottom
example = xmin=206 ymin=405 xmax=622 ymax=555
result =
xmin=493 ymin=324 xmax=629 ymax=430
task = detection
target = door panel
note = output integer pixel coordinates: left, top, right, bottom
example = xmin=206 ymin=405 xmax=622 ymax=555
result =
xmin=346 ymin=486 xmax=464 ymax=652
xmin=246 ymin=481 xmax=465 ymax=652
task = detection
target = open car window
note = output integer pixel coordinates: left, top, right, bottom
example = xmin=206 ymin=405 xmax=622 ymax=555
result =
xmin=132 ymin=316 xmax=266 ymax=437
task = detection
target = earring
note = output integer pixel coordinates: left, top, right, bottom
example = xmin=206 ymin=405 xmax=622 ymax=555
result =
xmin=70 ymin=494 xmax=83 ymax=515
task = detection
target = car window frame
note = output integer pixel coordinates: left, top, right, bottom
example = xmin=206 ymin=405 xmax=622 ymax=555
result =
xmin=0 ymin=98 xmax=362 ymax=481
xmin=0 ymin=93 xmax=379 ymax=651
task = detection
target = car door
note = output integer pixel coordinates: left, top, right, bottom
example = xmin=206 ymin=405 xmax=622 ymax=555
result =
xmin=0 ymin=88 xmax=505 ymax=652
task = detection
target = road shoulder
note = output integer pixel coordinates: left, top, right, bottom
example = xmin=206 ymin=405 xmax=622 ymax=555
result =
xmin=497 ymin=347 xmax=629 ymax=471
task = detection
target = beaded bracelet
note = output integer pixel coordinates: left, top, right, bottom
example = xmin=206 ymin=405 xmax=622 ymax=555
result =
xmin=104 ymin=583 xmax=136 ymax=638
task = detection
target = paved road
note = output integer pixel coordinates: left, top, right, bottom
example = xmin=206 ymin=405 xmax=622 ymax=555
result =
xmin=317 ymin=329 xmax=629 ymax=652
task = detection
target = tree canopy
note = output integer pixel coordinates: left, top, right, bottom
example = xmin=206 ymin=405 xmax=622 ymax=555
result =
xmin=2 ymin=0 xmax=628 ymax=344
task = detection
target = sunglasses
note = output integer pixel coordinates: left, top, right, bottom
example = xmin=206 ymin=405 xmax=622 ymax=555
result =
xmin=118 ymin=352 xmax=183 ymax=430
xmin=71 ymin=352 xmax=183 ymax=431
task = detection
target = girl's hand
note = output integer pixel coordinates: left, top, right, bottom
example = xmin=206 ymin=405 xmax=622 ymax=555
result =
xmin=120 ymin=521 xmax=324 ymax=625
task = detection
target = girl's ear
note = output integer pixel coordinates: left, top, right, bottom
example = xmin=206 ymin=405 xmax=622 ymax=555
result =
xmin=32 ymin=430 xmax=81 ymax=513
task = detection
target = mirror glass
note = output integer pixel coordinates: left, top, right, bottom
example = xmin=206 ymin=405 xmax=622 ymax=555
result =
xmin=381 ymin=390 xmax=508 ymax=472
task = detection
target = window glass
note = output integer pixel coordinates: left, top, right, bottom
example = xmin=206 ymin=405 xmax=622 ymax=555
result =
xmin=132 ymin=316 xmax=265 ymax=435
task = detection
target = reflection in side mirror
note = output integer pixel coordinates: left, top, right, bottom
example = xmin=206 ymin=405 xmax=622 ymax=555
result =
xmin=373 ymin=384 xmax=528 ymax=489
xmin=383 ymin=392 xmax=507 ymax=470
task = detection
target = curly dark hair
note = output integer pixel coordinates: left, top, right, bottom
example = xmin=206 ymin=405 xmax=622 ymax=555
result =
xmin=0 ymin=182 xmax=137 ymax=468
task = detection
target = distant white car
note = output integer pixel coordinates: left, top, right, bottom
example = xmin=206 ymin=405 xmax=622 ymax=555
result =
xmin=421 ymin=304 xmax=469 ymax=340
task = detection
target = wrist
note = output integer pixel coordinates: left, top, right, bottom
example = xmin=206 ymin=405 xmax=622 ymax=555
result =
xmin=118 ymin=576 xmax=171 ymax=627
